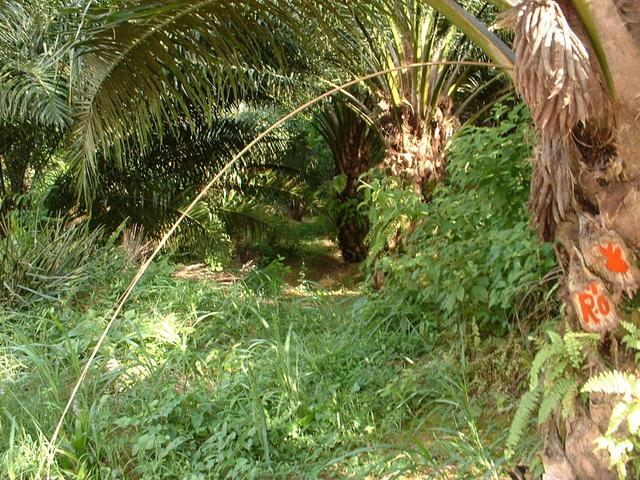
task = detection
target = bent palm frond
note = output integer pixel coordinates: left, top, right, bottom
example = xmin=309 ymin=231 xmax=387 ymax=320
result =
xmin=66 ymin=0 xmax=366 ymax=203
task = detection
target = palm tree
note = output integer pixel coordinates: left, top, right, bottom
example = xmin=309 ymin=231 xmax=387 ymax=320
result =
xmin=0 ymin=0 xmax=70 ymax=212
xmin=511 ymin=5 xmax=639 ymax=476
xmin=314 ymin=97 xmax=384 ymax=262
xmin=0 ymin=0 xmax=360 ymax=251
xmin=421 ymin=0 xmax=640 ymax=476
xmin=337 ymin=0 xmax=509 ymax=198
xmin=0 ymin=0 xmax=363 ymax=201
xmin=46 ymin=105 xmax=313 ymax=258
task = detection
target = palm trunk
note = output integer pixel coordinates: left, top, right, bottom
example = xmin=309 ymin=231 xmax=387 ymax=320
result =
xmin=336 ymin=138 xmax=371 ymax=263
xmin=382 ymin=97 xmax=458 ymax=199
xmin=514 ymin=0 xmax=640 ymax=477
xmin=315 ymin=101 xmax=378 ymax=263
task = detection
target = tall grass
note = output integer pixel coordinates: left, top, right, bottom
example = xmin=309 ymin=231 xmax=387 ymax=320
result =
xmin=0 ymin=236 xmax=530 ymax=478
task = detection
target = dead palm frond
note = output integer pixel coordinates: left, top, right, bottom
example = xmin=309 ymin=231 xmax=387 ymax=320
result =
xmin=510 ymin=0 xmax=608 ymax=137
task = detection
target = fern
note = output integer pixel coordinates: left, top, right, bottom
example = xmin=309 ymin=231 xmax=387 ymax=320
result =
xmin=622 ymin=321 xmax=640 ymax=357
xmin=582 ymin=371 xmax=639 ymax=398
xmin=564 ymin=333 xmax=598 ymax=369
xmin=580 ymin=320 xmax=640 ymax=479
xmin=627 ymin=403 xmax=640 ymax=434
xmin=529 ymin=336 xmax=561 ymax=390
xmin=538 ymin=376 xmax=578 ymax=425
xmin=546 ymin=330 xmax=562 ymax=345
xmin=506 ymin=386 xmax=541 ymax=452
xmin=508 ymin=330 xmax=595 ymax=456
xmin=607 ymin=402 xmax=632 ymax=435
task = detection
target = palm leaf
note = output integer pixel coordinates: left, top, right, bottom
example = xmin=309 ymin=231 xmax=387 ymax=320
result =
xmin=66 ymin=0 xmax=362 ymax=203
xmin=421 ymin=0 xmax=515 ymax=72
xmin=0 ymin=1 xmax=71 ymax=128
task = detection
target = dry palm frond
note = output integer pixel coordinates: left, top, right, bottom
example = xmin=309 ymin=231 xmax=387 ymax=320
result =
xmin=571 ymin=120 xmax=617 ymax=172
xmin=616 ymin=0 xmax=640 ymax=45
xmin=511 ymin=0 xmax=606 ymax=137
xmin=529 ymin=134 xmax=574 ymax=241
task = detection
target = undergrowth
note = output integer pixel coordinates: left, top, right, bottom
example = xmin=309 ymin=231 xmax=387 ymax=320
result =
xmin=362 ymin=103 xmax=557 ymax=336
xmin=0 ymin=246 xmax=533 ymax=479
xmin=0 ymin=104 xmax=554 ymax=479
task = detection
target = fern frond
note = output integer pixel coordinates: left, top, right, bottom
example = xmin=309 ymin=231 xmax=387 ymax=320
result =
xmin=507 ymin=386 xmax=542 ymax=450
xmin=627 ymin=403 xmax=640 ymax=435
xmin=538 ymin=376 xmax=578 ymax=424
xmin=607 ymin=401 xmax=632 ymax=436
xmin=530 ymin=340 xmax=562 ymax=390
xmin=622 ymin=321 xmax=640 ymax=352
xmin=546 ymin=330 xmax=563 ymax=345
xmin=563 ymin=332 xmax=598 ymax=369
xmin=583 ymin=371 xmax=639 ymax=398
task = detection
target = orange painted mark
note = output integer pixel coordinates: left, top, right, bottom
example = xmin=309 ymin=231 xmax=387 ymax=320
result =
xmin=578 ymin=282 xmax=611 ymax=326
xmin=598 ymin=242 xmax=630 ymax=274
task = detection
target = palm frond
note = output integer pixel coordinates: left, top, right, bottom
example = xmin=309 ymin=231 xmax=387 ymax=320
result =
xmin=0 ymin=0 xmax=71 ymax=128
xmin=47 ymin=103 xmax=308 ymax=253
xmin=422 ymin=0 xmax=514 ymax=71
xmin=66 ymin=0 xmax=353 ymax=203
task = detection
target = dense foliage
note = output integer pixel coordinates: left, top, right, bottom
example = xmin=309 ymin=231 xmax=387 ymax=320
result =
xmin=0 ymin=102 xmax=556 ymax=478
xmin=362 ymin=104 xmax=557 ymax=335
xmin=3 ymin=0 xmax=638 ymax=478
xmin=1 ymin=221 xmax=530 ymax=479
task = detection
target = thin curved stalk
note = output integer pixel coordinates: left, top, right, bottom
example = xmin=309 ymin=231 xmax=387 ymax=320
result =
xmin=36 ymin=60 xmax=510 ymax=480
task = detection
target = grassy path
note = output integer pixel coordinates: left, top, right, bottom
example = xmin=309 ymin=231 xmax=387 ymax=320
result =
xmin=1 ymin=231 xmax=526 ymax=478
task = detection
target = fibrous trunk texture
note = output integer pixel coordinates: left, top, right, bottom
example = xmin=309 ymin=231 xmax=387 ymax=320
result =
xmin=512 ymin=0 xmax=640 ymax=477
xmin=335 ymin=127 xmax=371 ymax=263
xmin=382 ymin=97 xmax=458 ymax=198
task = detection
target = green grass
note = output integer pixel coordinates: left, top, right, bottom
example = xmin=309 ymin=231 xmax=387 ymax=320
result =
xmin=0 ymin=254 xmax=534 ymax=479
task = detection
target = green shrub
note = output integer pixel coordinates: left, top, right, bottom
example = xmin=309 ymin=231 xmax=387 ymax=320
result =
xmin=243 ymin=256 xmax=290 ymax=296
xmin=0 ymin=207 xmax=128 ymax=307
xmin=361 ymin=103 xmax=557 ymax=334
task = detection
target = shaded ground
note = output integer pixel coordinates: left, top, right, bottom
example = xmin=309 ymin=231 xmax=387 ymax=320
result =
xmin=283 ymin=237 xmax=364 ymax=289
xmin=173 ymin=217 xmax=364 ymax=291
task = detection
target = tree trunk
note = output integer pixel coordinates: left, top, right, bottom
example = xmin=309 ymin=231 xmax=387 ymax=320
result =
xmin=335 ymin=138 xmax=371 ymax=263
xmin=337 ymin=171 xmax=369 ymax=263
xmin=513 ymin=0 xmax=640 ymax=477
xmin=382 ymin=97 xmax=458 ymax=199
xmin=315 ymin=100 xmax=377 ymax=263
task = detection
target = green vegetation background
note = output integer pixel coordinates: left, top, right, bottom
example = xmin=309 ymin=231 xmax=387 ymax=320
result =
xmin=1 ymin=105 xmax=555 ymax=479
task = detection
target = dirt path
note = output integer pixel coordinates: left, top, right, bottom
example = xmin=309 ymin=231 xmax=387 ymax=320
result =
xmin=172 ymin=234 xmax=364 ymax=291
xmin=283 ymin=238 xmax=363 ymax=290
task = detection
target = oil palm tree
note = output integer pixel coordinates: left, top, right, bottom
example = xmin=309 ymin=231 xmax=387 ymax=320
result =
xmin=509 ymin=5 xmax=639 ymax=476
xmin=0 ymin=0 xmax=70 ymax=210
xmin=338 ymin=0 xmax=511 ymax=198
xmin=314 ymin=96 xmax=384 ymax=262
xmin=47 ymin=105 xmax=312 ymax=257
xmin=0 ymin=0 xmax=361 ymax=250
xmin=421 ymin=0 xmax=640 ymax=476
xmin=0 ymin=0 xmax=362 ymax=203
